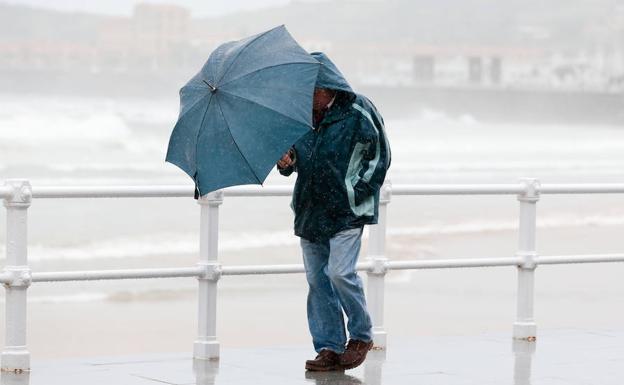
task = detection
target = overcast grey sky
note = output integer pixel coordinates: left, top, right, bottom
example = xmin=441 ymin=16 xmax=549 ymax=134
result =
xmin=3 ymin=0 xmax=296 ymax=17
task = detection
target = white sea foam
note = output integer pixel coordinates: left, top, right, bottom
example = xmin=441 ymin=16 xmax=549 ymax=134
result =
xmin=2 ymin=99 xmax=624 ymax=184
xmin=0 ymin=288 xmax=195 ymax=305
xmin=389 ymin=159 xmax=624 ymax=173
xmin=0 ymin=113 xmax=131 ymax=143
xmin=0 ymin=230 xmax=299 ymax=262
xmin=0 ymin=95 xmax=173 ymax=160
xmin=403 ymin=108 xmax=480 ymax=126
xmin=1 ymin=213 xmax=622 ymax=263
xmin=386 ymin=113 xmax=624 ymax=155
xmin=0 ymin=291 xmax=161 ymax=305
xmin=22 ymin=293 xmax=110 ymax=304
xmin=387 ymin=214 xmax=624 ymax=238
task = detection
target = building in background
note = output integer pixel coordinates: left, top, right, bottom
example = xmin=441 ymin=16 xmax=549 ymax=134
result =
xmin=0 ymin=1 xmax=623 ymax=93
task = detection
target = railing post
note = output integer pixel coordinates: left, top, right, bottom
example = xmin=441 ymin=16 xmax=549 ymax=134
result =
xmin=193 ymin=358 xmax=219 ymax=384
xmin=513 ymin=178 xmax=539 ymax=341
xmin=194 ymin=191 xmax=223 ymax=360
xmin=364 ymin=350 xmax=385 ymax=384
xmin=1 ymin=180 xmax=32 ymax=373
xmin=512 ymin=339 xmax=535 ymax=385
xmin=366 ymin=181 xmax=391 ymax=349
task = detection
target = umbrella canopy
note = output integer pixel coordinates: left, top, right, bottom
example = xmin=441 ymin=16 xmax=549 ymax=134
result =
xmin=166 ymin=25 xmax=320 ymax=196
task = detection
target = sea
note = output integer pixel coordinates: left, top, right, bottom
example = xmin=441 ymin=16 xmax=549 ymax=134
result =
xmin=1 ymin=92 xmax=624 ymax=304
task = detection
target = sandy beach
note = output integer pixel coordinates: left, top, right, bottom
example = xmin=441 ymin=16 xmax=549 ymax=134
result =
xmin=3 ymin=223 xmax=623 ymax=360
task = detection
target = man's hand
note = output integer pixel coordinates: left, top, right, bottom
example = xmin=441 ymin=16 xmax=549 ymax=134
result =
xmin=277 ymin=149 xmax=295 ymax=169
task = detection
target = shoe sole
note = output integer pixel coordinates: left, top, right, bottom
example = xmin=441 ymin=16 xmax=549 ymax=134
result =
xmin=305 ymin=362 xmax=344 ymax=372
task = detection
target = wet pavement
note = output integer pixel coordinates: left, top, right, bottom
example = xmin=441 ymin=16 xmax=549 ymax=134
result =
xmin=1 ymin=329 xmax=623 ymax=384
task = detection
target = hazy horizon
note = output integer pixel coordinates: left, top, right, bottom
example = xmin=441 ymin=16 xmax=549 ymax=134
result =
xmin=1 ymin=0 xmax=294 ymax=17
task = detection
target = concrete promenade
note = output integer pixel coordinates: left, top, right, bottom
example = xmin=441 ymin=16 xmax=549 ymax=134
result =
xmin=1 ymin=329 xmax=622 ymax=384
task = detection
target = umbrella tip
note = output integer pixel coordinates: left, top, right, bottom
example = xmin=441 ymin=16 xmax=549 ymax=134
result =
xmin=203 ymin=80 xmax=217 ymax=92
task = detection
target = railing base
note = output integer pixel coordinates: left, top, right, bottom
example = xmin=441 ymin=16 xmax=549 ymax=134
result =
xmin=193 ymin=340 xmax=220 ymax=361
xmin=513 ymin=322 xmax=537 ymax=341
xmin=193 ymin=358 xmax=220 ymax=383
xmin=1 ymin=347 xmax=30 ymax=373
xmin=372 ymin=329 xmax=387 ymax=350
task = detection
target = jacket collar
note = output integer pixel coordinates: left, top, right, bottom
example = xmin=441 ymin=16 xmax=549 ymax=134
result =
xmin=319 ymin=91 xmax=356 ymax=126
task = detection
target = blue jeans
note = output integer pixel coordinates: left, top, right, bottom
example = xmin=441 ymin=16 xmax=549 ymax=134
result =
xmin=300 ymin=226 xmax=373 ymax=354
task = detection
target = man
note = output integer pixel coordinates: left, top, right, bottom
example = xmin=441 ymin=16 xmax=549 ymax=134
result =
xmin=277 ymin=52 xmax=391 ymax=371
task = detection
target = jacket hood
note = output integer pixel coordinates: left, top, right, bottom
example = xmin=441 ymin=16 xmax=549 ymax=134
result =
xmin=310 ymin=52 xmax=354 ymax=94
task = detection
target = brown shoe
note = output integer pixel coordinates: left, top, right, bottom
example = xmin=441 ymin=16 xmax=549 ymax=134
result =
xmin=339 ymin=339 xmax=374 ymax=370
xmin=305 ymin=349 xmax=343 ymax=372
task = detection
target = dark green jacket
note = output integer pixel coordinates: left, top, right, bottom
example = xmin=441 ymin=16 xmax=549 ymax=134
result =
xmin=279 ymin=91 xmax=391 ymax=242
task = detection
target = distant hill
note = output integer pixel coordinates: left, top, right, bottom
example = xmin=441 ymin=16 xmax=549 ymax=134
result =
xmin=198 ymin=0 xmax=619 ymax=48
xmin=0 ymin=0 xmax=620 ymax=49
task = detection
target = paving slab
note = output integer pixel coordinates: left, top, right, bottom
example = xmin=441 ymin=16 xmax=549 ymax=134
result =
xmin=1 ymin=329 xmax=623 ymax=384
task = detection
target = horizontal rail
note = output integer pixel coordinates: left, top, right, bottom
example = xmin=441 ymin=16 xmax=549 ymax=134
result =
xmin=31 ymin=266 xmax=204 ymax=282
xmin=221 ymin=262 xmax=373 ymax=276
xmin=538 ymin=254 xmax=624 ymax=265
xmin=21 ymin=183 xmax=624 ymax=200
xmin=31 ymin=185 xmax=194 ymax=199
xmin=539 ymin=184 xmax=624 ymax=194
xmin=222 ymin=185 xmax=294 ymax=197
xmin=387 ymin=257 xmax=522 ymax=269
xmin=221 ymin=264 xmax=305 ymax=275
xmin=29 ymin=185 xmax=295 ymax=199
xmin=391 ymin=184 xmax=525 ymax=195
xmin=218 ymin=255 xmax=624 ymax=275
xmin=13 ymin=183 xmax=624 ymax=200
xmin=26 ymin=254 xmax=624 ymax=283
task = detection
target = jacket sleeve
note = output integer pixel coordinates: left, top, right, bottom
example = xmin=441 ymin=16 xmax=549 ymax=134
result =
xmin=351 ymin=107 xmax=390 ymax=206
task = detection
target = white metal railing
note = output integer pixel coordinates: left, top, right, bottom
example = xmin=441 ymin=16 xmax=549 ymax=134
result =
xmin=2 ymin=178 xmax=624 ymax=372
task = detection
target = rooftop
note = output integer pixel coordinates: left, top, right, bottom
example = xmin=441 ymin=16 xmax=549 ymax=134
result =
xmin=2 ymin=329 xmax=622 ymax=385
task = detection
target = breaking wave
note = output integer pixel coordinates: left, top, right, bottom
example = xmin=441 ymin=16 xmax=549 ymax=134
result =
xmin=0 ymin=112 xmax=131 ymax=144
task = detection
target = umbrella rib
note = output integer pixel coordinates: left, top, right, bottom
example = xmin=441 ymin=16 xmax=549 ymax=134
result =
xmin=214 ymin=97 xmax=263 ymax=185
xmin=219 ymin=89 xmax=315 ymax=129
xmin=215 ymin=27 xmax=278 ymax=86
xmin=192 ymin=94 xmax=214 ymax=177
xmin=219 ymin=61 xmax=320 ymax=88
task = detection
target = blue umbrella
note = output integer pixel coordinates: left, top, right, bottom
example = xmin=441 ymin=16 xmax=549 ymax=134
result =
xmin=166 ymin=25 xmax=320 ymax=196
